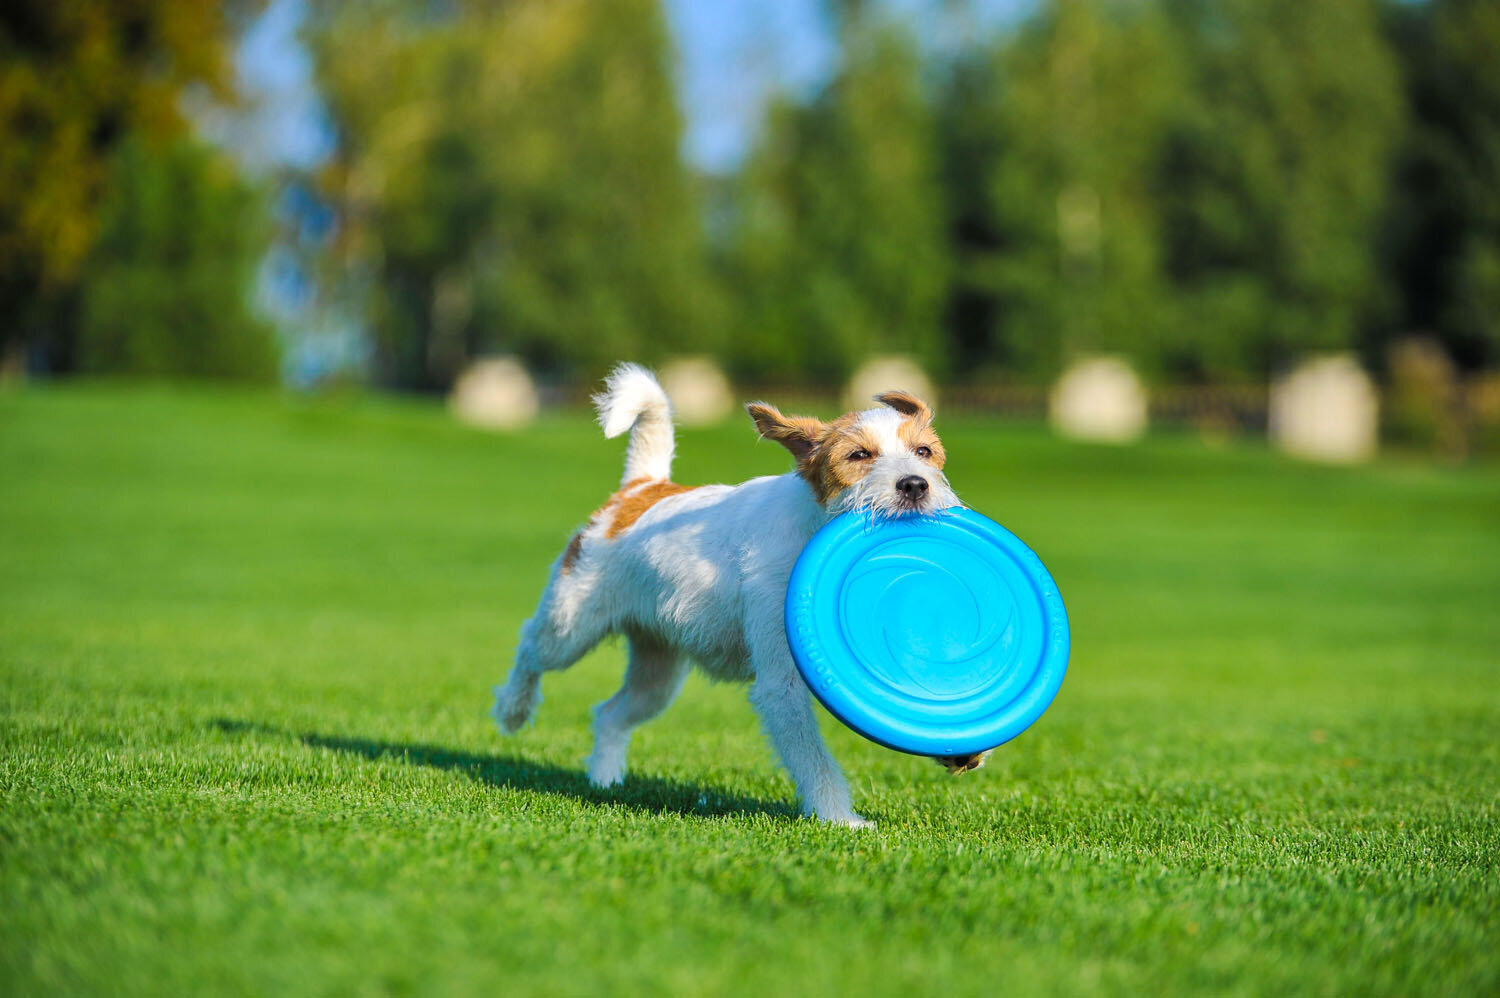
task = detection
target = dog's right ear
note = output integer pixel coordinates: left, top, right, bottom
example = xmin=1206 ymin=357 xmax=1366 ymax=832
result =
xmin=746 ymin=402 xmax=825 ymax=463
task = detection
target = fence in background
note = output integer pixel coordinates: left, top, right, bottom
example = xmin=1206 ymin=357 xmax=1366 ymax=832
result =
xmin=735 ymin=383 xmax=1270 ymax=431
xmin=520 ymin=369 xmax=1499 ymax=458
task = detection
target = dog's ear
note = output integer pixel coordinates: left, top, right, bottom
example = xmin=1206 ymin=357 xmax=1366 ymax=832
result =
xmin=874 ymin=390 xmax=933 ymax=423
xmin=746 ymin=402 xmax=825 ymax=462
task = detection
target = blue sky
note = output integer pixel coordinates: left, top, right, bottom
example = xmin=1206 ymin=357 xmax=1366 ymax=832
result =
xmin=661 ymin=0 xmax=841 ymax=171
xmin=233 ymin=0 xmax=1035 ymax=175
xmin=663 ymin=0 xmax=1036 ymax=169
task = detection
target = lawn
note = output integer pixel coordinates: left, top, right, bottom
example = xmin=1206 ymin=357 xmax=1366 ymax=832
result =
xmin=2 ymin=384 xmax=1496 ymax=996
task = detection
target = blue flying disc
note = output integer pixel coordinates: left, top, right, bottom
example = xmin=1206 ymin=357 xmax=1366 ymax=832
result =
xmin=785 ymin=508 xmax=1069 ymax=757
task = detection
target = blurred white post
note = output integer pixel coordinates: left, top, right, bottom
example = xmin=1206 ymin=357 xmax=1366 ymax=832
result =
xmin=1049 ymin=356 xmax=1148 ymax=443
xmin=448 ymin=356 xmax=540 ymax=431
xmin=659 ymin=356 xmax=733 ymax=426
xmin=1269 ymin=354 xmax=1378 ymax=463
xmin=844 ymin=356 xmax=937 ymax=411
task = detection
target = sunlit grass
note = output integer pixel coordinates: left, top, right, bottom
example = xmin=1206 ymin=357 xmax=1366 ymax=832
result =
xmin=2 ymin=384 xmax=1496 ymax=995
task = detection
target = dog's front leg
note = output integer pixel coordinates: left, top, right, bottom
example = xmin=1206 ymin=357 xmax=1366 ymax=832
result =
xmin=746 ymin=617 xmax=869 ymax=827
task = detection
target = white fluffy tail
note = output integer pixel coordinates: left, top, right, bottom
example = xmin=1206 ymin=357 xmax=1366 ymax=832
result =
xmin=593 ymin=363 xmax=674 ymax=484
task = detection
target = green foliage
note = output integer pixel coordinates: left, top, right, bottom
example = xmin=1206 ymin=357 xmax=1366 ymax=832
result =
xmin=307 ymin=0 xmax=718 ymax=389
xmin=1153 ymin=0 xmax=1403 ymax=379
xmin=73 ymin=139 xmax=275 ymax=380
xmin=2 ymin=387 xmax=1498 ymax=993
xmin=3 ymin=0 xmax=1497 ymax=389
xmin=725 ymin=22 xmax=950 ymax=383
xmin=289 ymin=0 xmax=1494 ymax=389
xmin=0 ymin=0 xmax=249 ymax=357
xmin=942 ymin=0 xmax=1401 ymax=384
xmin=962 ymin=0 xmax=1186 ymax=380
xmin=1381 ymin=0 xmax=1500 ymax=370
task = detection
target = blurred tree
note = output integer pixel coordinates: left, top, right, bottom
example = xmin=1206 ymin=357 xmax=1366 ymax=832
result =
xmin=936 ymin=51 xmax=1009 ymax=380
xmin=984 ymin=0 xmax=1194 ymax=381
xmin=1154 ymin=0 xmax=1402 ymax=379
xmin=956 ymin=0 xmax=1185 ymax=381
xmin=939 ymin=0 xmax=1403 ymax=383
xmin=725 ymin=17 xmax=950 ymax=384
xmin=0 ymin=0 xmax=250 ymax=371
xmin=306 ymin=0 xmax=718 ymax=390
xmin=1381 ymin=0 xmax=1500 ymax=372
xmin=75 ymin=138 xmax=275 ymax=380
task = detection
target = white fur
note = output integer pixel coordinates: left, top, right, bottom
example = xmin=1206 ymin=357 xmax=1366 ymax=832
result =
xmin=592 ymin=363 xmax=674 ymax=484
xmin=493 ymin=366 xmax=962 ymax=826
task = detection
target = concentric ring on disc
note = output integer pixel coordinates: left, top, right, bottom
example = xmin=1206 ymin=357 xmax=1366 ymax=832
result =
xmin=785 ymin=507 xmax=1069 ymax=757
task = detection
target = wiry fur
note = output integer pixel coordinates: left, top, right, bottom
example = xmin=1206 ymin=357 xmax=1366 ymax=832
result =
xmin=494 ymin=364 xmax=974 ymax=826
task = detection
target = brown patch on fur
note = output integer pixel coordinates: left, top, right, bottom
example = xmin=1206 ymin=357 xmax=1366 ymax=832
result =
xmin=748 ymin=402 xmax=868 ymax=504
xmin=800 ymin=415 xmax=883 ymax=504
xmin=934 ymin=751 xmax=990 ymax=774
xmin=560 ymin=531 xmax=585 ymax=575
xmin=605 ymin=479 xmax=699 ymax=538
xmin=896 ymin=415 xmax=946 ymax=470
xmin=590 ymin=476 xmax=650 ymax=527
xmin=561 ymin=477 xmax=653 ymax=571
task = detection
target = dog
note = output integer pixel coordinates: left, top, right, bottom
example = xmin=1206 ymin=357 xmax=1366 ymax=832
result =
xmin=491 ymin=363 xmax=987 ymax=826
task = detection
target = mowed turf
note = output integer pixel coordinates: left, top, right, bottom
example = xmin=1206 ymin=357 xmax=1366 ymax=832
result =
xmin=1 ymin=384 xmax=1496 ymax=996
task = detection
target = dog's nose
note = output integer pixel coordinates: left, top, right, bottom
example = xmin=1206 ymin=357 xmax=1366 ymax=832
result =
xmin=897 ymin=475 xmax=929 ymax=501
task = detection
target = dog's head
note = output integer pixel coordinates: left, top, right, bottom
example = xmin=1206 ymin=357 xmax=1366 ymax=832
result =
xmin=747 ymin=390 xmax=960 ymax=517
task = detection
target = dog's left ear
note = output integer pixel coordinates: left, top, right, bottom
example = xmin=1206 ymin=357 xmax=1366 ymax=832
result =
xmin=746 ymin=402 xmax=826 ymax=463
xmin=875 ymin=390 xmax=933 ymax=423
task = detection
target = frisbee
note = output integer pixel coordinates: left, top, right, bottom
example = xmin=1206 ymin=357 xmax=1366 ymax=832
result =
xmin=785 ymin=507 xmax=1069 ymax=757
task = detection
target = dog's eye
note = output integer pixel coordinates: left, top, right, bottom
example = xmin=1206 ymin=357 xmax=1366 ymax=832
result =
xmin=915 ymin=446 xmax=933 ymax=459
xmin=848 ymin=449 xmax=872 ymax=461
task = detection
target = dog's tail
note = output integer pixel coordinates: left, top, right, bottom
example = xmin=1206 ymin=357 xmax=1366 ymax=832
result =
xmin=593 ymin=363 xmax=674 ymax=484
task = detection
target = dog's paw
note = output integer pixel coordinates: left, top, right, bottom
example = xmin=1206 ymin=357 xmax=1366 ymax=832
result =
xmin=491 ymin=681 xmax=540 ymax=734
xmin=586 ymin=744 xmax=627 ymax=788
xmin=933 ymin=751 xmax=991 ymax=774
xmin=587 ymin=764 xmax=625 ymax=789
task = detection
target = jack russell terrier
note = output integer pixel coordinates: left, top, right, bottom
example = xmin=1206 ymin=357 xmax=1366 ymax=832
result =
xmin=492 ymin=364 xmax=984 ymax=826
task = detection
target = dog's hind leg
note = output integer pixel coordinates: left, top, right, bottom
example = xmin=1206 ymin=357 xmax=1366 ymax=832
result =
xmin=492 ymin=581 xmax=607 ymax=734
xmin=586 ymin=632 xmax=689 ymax=787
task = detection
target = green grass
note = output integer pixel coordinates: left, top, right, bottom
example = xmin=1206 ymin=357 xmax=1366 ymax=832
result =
xmin=2 ymin=384 xmax=1497 ymax=996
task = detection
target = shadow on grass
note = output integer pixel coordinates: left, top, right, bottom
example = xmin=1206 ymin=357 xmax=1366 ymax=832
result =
xmin=210 ymin=718 xmax=797 ymax=821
